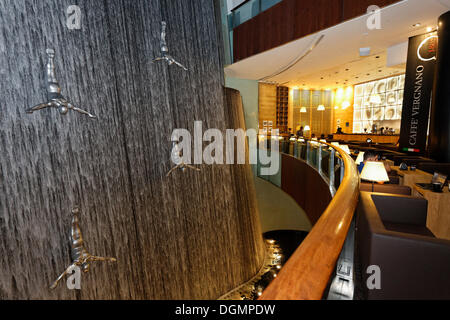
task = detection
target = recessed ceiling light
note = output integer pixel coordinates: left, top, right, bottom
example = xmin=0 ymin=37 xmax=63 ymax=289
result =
xmin=413 ymin=23 xmax=421 ymax=27
xmin=427 ymin=27 xmax=433 ymax=32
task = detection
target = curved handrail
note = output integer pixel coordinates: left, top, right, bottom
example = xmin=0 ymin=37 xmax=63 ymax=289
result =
xmin=259 ymin=142 xmax=360 ymax=300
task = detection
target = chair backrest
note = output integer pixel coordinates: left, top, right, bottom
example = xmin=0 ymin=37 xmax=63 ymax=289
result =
xmin=360 ymin=183 xmax=411 ymax=195
xmin=417 ymin=162 xmax=450 ymax=177
xmin=371 ymin=194 xmax=428 ymax=225
xmin=393 ymin=156 xmax=436 ymax=166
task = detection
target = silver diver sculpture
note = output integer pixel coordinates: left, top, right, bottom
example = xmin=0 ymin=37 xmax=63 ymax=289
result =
xmin=153 ymin=21 xmax=188 ymax=71
xmin=27 ymin=49 xmax=97 ymax=119
xmin=50 ymin=208 xmax=116 ymax=289
xmin=166 ymin=140 xmax=200 ymax=177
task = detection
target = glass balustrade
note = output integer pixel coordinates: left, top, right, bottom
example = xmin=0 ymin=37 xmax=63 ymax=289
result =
xmin=256 ymin=138 xmax=346 ymax=197
xmin=228 ymin=0 xmax=282 ymax=30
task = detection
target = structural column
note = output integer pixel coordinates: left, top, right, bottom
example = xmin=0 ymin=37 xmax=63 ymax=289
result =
xmin=429 ymin=11 xmax=450 ymax=162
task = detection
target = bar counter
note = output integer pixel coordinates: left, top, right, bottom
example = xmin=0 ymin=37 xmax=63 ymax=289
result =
xmin=333 ymin=134 xmax=400 ymax=144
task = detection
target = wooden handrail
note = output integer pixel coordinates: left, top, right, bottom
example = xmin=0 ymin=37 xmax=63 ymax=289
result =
xmin=259 ymin=143 xmax=360 ymax=300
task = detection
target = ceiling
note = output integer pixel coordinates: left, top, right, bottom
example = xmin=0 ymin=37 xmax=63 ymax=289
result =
xmin=225 ymin=0 xmax=450 ymax=90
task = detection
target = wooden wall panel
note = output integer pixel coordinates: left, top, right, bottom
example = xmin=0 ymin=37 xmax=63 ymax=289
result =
xmin=258 ymin=83 xmax=277 ymax=130
xmin=233 ymin=0 xmax=402 ymax=62
xmin=0 ymin=0 xmax=265 ymax=300
xmin=281 ymin=154 xmax=332 ymax=225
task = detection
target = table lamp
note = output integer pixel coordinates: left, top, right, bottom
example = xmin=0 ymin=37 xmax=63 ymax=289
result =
xmin=355 ymin=152 xmax=365 ymax=165
xmin=339 ymin=145 xmax=352 ymax=155
xmin=360 ymin=161 xmax=390 ymax=192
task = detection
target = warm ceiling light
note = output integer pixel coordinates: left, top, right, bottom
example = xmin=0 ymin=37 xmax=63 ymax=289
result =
xmin=413 ymin=23 xmax=421 ymax=27
xmin=317 ymin=105 xmax=325 ymax=111
xmin=427 ymin=26 xmax=433 ymax=32
xmin=300 ymin=107 xmax=307 ymax=113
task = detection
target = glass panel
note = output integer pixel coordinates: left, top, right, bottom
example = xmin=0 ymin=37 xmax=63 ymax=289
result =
xmin=353 ymin=122 xmax=362 ymax=133
xmin=387 ymin=76 xmax=399 ymax=91
xmin=310 ymin=146 xmax=319 ymax=169
xmin=362 ymin=121 xmax=373 ymax=133
xmin=354 ymin=97 xmax=363 ymax=109
xmin=395 ymin=106 xmax=403 ymax=120
xmin=353 ymin=108 xmax=362 ymax=121
xmin=377 ymin=93 xmax=386 ymax=106
xmin=398 ymin=90 xmax=404 ymax=104
xmin=362 ymin=107 xmax=373 ymax=120
xmin=373 ymin=107 xmax=385 ymax=121
xmin=355 ymin=84 xmax=364 ymax=97
xmin=321 ymin=149 xmax=331 ymax=178
xmin=229 ymin=0 xmax=282 ymax=29
xmin=261 ymin=0 xmax=282 ymax=11
xmin=386 ymin=91 xmax=398 ymax=105
xmin=364 ymin=82 xmax=375 ymax=96
xmin=398 ymin=74 xmax=405 ymax=89
xmin=375 ymin=79 xmax=386 ymax=93
xmin=385 ymin=106 xmax=396 ymax=120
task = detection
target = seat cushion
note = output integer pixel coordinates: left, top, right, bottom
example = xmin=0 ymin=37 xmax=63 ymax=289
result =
xmin=383 ymin=221 xmax=435 ymax=237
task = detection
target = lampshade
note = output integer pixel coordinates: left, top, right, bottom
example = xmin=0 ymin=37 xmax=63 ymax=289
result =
xmin=355 ymin=152 xmax=365 ymax=165
xmin=360 ymin=161 xmax=390 ymax=183
xmin=317 ymin=105 xmax=325 ymax=111
xmin=300 ymin=107 xmax=307 ymax=113
xmin=339 ymin=145 xmax=351 ymax=155
xmin=304 ymin=125 xmax=311 ymax=131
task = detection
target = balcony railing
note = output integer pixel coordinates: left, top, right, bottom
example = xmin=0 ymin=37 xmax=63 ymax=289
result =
xmin=258 ymin=139 xmax=360 ymax=299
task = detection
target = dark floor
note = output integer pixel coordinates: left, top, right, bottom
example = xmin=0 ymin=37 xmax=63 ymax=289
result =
xmin=263 ymin=230 xmax=309 ymax=265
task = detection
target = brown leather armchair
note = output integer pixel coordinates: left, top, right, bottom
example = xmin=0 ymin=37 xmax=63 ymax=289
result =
xmin=356 ymin=192 xmax=450 ymax=300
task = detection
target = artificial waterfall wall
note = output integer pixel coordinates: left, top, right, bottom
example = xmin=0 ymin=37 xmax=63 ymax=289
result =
xmin=0 ymin=0 xmax=265 ymax=299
